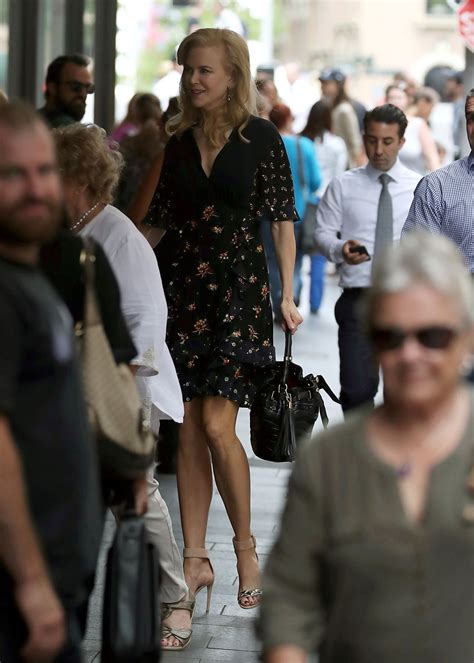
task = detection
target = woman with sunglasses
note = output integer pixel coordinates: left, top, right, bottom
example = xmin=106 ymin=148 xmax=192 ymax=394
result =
xmin=259 ymin=231 xmax=474 ymax=663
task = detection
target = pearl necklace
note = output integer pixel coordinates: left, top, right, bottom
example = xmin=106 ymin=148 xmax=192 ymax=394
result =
xmin=71 ymin=201 xmax=103 ymax=232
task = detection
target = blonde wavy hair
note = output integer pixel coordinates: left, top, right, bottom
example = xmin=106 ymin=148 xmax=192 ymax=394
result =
xmin=168 ymin=28 xmax=258 ymax=147
xmin=53 ymin=123 xmax=123 ymax=203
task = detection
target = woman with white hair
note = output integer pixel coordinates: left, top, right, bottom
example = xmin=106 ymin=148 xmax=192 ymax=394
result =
xmin=53 ymin=122 xmax=193 ymax=651
xmin=259 ymin=232 xmax=474 ymax=662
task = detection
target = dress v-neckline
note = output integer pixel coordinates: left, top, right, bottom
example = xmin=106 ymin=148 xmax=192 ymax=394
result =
xmin=190 ymin=128 xmax=234 ymax=180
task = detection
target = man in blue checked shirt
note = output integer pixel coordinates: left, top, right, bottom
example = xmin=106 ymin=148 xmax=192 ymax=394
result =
xmin=402 ymin=89 xmax=474 ymax=275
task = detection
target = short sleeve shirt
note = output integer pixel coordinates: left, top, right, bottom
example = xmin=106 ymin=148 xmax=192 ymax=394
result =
xmin=0 ymin=257 xmax=102 ymax=601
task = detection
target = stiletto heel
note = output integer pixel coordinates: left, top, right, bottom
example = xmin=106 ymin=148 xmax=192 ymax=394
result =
xmin=233 ymin=534 xmax=262 ymax=610
xmin=183 ymin=547 xmax=215 ymax=614
xmin=204 ymin=580 xmax=213 ymax=614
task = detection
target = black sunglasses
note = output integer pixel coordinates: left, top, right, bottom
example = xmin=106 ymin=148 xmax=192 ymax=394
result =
xmin=58 ymin=80 xmax=95 ymax=95
xmin=370 ymin=326 xmax=461 ymax=352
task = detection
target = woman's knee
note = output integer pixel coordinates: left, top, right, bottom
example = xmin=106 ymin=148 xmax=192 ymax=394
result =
xmin=202 ymin=418 xmax=235 ymax=455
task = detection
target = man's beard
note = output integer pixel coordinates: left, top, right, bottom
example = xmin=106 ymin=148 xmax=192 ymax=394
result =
xmin=0 ymin=198 xmax=62 ymax=246
xmin=58 ymin=97 xmax=86 ymax=121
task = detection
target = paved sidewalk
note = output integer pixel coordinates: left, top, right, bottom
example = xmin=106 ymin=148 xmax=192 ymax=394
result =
xmin=83 ymin=269 xmax=343 ymax=662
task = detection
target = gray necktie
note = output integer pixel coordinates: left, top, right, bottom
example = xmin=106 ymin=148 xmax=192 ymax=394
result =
xmin=373 ymin=173 xmax=393 ymax=262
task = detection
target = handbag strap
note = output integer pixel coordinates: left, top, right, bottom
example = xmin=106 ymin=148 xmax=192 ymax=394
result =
xmin=280 ymin=331 xmax=293 ymax=387
xmin=79 ymin=237 xmax=101 ymax=329
xmin=295 ymin=137 xmax=305 ymax=191
xmin=316 ymin=375 xmax=340 ymax=403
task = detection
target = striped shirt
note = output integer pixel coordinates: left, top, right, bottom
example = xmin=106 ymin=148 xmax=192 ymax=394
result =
xmin=402 ymin=152 xmax=474 ymax=272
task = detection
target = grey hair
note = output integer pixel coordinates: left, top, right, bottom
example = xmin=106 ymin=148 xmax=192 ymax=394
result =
xmin=363 ymin=231 xmax=474 ymax=327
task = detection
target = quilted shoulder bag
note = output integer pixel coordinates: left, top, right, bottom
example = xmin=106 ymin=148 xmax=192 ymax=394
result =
xmin=250 ymin=331 xmax=339 ymax=463
xmin=76 ymin=238 xmax=155 ymax=479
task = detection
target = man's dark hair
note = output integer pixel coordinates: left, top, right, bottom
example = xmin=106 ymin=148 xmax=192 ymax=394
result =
xmin=44 ymin=54 xmax=91 ymax=97
xmin=363 ymin=104 xmax=408 ymax=138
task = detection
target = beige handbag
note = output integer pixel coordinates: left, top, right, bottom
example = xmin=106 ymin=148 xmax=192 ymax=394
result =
xmin=76 ymin=238 xmax=155 ymax=479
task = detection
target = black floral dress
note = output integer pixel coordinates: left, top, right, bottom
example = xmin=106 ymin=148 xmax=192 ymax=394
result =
xmin=146 ymin=116 xmax=296 ymax=407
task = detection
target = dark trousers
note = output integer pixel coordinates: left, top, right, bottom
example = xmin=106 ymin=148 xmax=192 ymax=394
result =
xmin=334 ymin=289 xmax=379 ymax=413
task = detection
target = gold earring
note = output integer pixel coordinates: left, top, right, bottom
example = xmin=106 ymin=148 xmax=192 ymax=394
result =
xmin=227 ymin=87 xmax=232 ymax=103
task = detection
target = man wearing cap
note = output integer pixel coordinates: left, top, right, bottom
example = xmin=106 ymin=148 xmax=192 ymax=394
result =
xmin=315 ymin=104 xmax=421 ymax=413
xmin=319 ymin=67 xmax=365 ymax=167
xmin=38 ymin=54 xmax=94 ymax=129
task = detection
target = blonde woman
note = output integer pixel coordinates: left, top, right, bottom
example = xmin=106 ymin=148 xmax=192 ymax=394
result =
xmin=144 ymin=28 xmax=302 ymax=611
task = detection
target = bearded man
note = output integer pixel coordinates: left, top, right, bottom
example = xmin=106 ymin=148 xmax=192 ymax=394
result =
xmin=38 ymin=54 xmax=94 ymax=129
xmin=0 ymin=101 xmax=102 ymax=663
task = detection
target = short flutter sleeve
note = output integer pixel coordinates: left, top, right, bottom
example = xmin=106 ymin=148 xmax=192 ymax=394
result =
xmin=145 ymin=138 xmax=177 ymax=229
xmin=253 ymin=122 xmax=297 ymax=223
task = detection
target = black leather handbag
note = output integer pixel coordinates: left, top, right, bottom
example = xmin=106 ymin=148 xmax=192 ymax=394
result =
xmin=250 ymin=331 xmax=339 ymax=463
xmin=102 ymin=512 xmax=161 ymax=662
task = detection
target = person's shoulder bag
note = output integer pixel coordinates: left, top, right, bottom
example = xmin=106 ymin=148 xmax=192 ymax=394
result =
xmin=296 ymin=137 xmax=320 ymax=255
xmin=76 ymin=237 xmax=155 ymax=480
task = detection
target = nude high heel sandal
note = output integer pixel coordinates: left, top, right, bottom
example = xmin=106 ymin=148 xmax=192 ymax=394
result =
xmin=183 ymin=547 xmax=215 ymax=614
xmin=233 ymin=535 xmax=262 ymax=609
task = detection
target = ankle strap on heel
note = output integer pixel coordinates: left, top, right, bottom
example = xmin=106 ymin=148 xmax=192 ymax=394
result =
xmin=232 ymin=535 xmax=256 ymax=552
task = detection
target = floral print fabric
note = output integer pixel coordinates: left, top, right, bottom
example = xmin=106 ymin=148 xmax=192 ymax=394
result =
xmin=146 ymin=116 xmax=296 ymax=407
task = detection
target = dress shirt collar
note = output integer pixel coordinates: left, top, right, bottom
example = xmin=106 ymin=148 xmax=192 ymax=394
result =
xmin=365 ymin=158 xmax=405 ymax=183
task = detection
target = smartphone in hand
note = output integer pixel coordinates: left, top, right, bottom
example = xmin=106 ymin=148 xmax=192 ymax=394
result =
xmin=349 ymin=245 xmax=371 ymax=260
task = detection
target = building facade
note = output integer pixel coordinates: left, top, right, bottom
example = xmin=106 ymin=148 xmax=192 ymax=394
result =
xmin=278 ymin=0 xmax=466 ymax=104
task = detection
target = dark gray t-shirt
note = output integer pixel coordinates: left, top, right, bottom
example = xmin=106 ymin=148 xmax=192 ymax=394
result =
xmin=0 ymin=256 xmax=102 ymax=604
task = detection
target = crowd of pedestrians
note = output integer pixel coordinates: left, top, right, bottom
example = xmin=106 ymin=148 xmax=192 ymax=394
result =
xmin=0 ymin=24 xmax=472 ymax=663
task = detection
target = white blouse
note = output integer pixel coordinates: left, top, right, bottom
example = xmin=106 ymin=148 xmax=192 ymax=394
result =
xmin=81 ymin=205 xmax=183 ymax=427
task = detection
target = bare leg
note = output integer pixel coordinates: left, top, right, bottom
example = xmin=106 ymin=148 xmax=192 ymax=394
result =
xmin=202 ymin=396 xmax=260 ymax=607
xmin=177 ymin=399 xmax=215 ymax=594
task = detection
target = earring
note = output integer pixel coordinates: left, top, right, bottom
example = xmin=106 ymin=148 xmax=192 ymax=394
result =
xmin=227 ymin=87 xmax=232 ymax=103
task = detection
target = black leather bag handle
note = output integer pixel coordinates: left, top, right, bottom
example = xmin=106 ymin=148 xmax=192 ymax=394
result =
xmin=280 ymin=331 xmax=293 ymax=387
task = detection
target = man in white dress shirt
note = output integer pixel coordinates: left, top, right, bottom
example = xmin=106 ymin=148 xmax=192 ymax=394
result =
xmin=315 ymin=104 xmax=421 ymax=412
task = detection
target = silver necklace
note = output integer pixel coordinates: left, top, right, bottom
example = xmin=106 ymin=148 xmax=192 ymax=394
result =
xmin=71 ymin=201 xmax=103 ymax=232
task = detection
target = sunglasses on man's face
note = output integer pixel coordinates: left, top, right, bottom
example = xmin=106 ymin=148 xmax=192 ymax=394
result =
xmin=370 ymin=326 xmax=461 ymax=352
xmin=58 ymin=80 xmax=95 ymax=94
